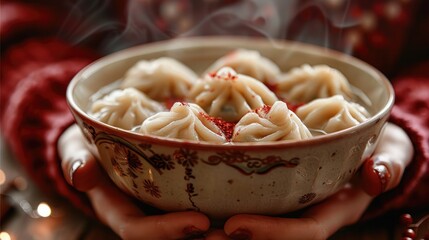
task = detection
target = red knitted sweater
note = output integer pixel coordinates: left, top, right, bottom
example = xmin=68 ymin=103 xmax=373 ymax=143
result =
xmin=1 ymin=0 xmax=428 ymax=219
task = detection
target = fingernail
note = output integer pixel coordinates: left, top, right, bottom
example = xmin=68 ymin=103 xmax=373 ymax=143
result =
xmin=69 ymin=160 xmax=83 ymax=186
xmin=373 ymin=163 xmax=391 ymax=193
xmin=228 ymin=228 xmax=252 ymax=240
xmin=183 ymin=226 xmax=206 ymax=239
xmin=372 ymin=154 xmax=391 ymax=193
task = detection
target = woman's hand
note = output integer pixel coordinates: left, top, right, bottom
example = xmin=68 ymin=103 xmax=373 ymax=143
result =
xmin=58 ymin=122 xmax=413 ymax=240
xmin=58 ymin=124 xmax=210 ymax=240
xmin=220 ymin=123 xmax=414 ymax=240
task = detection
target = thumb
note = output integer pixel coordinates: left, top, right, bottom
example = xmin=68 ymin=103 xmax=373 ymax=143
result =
xmin=58 ymin=124 xmax=104 ymax=191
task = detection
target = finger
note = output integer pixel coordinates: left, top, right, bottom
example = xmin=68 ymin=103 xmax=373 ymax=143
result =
xmin=361 ymin=123 xmax=413 ymax=196
xmin=87 ymin=179 xmax=210 ymax=240
xmin=226 ymin=215 xmax=323 ymax=240
xmin=360 ymin=156 xmax=391 ymax=196
xmin=60 ymin=125 xmax=211 ymax=239
xmin=300 ymin=185 xmax=372 ymax=235
xmin=58 ymin=124 xmax=104 ymax=191
xmin=205 ymin=229 xmax=229 ymax=240
xmin=224 ymin=185 xmax=372 ymax=240
xmin=373 ymin=123 xmax=413 ymax=188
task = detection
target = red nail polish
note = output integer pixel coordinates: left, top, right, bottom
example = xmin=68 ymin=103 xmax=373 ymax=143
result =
xmin=229 ymin=228 xmax=252 ymax=240
xmin=362 ymin=158 xmax=380 ymax=196
xmin=366 ymin=158 xmax=374 ymax=167
xmin=183 ymin=226 xmax=205 ymax=239
xmin=373 ymin=163 xmax=391 ymax=193
xmin=69 ymin=160 xmax=83 ymax=186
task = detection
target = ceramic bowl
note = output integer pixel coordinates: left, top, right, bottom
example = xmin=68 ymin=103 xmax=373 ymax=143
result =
xmin=67 ymin=37 xmax=394 ymax=220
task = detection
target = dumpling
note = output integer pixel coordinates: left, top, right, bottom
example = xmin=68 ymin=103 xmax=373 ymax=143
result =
xmin=139 ymin=102 xmax=227 ymax=143
xmin=189 ymin=67 xmax=278 ymax=122
xmin=204 ymin=49 xmax=281 ymax=84
xmin=296 ymin=95 xmax=370 ymax=133
xmin=232 ymin=101 xmax=312 ymax=142
xmin=90 ymin=88 xmax=165 ymax=130
xmin=275 ymin=64 xmax=354 ymax=103
xmin=120 ymin=57 xmax=198 ymax=101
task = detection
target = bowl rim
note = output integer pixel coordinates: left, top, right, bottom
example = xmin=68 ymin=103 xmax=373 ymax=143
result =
xmin=67 ymin=36 xmax=395 ymax=150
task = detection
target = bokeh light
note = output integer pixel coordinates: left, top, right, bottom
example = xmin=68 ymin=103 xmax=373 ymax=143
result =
xmin=0 ymin=232 xmax=11 ymax=240
xmin=0 ymin=169 xmax=6 ymax=185
xmin=36 ymin=202 xmax=51 ymax=218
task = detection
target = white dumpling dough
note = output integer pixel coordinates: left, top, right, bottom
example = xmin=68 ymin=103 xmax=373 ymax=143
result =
xmin=139 ymin=102 xmax=227 ymax=143
xmin=121 ymin=57 xmax=198 ymax=101
xmin=189 ymin=67 xmax=278 ymax=122
xmin=275 ymin=64 xmax=354 ymax=103
xmin=296 ymin=95 xmax=370 ymax=133
xmin=90 ymin=88 xmax=165 ymax=130
xmin=232 ymin=101 xmax=312 ymax=142
xmin=204 ymin=49 xmax=281 ymax=84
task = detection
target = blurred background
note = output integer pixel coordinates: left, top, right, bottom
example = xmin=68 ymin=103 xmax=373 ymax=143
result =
xmin=1 ymin=0 xmax=428 ymax=239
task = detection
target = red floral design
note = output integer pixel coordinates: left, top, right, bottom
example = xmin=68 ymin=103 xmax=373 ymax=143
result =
xmin=174 ymin=148 xmax=198 ymax=168
xmin=173 ymin=148 xmax=199 ymax=210
xmin=205 ymin=150 xmax=299 ymax=175
xmin=111 ymin=156 xmax=126 ymax=177
xmin=112 ymin=144 xmax=143 ymax=179
xmin=149 ymin=153 xmax=175 ymax=171
xmin=138 ymin=143 xmax=176 ymax=171
xmin=143 ymin=179 xmax=161 ymax=198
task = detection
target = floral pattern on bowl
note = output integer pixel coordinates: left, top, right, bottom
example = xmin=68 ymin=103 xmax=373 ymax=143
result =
xmin=67 ymin=37 xmax=394 ymax=219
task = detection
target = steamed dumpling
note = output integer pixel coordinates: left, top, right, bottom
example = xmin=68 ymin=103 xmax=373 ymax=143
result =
xmin=296 ymin=95 xmax=370 ymax=133
xmin=189 ymin=67 xmax=278 ymax=122
xmin=275 ymin=64 xmax=354 ymax=103
xmin=90 ymin=88 xmax=165 ymax=130
xmin=139 ymin=102 xmax=227 ymax=143
xmin=204 ymin=49 xmax=281 ymax=84
xmin=232 ymin=101 xmax=312 ymax=142
xmin=121 ymin=57 xmax=198 ymax=101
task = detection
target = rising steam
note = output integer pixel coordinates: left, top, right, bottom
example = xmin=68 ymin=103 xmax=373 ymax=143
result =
xmin=59 ymin=0 xmax=361 ymax=55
